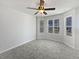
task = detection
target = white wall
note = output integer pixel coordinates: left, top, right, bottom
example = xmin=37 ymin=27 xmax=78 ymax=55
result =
xmin=0 ymin=6 xmax=36 ymax=54
xmin=63 ymin=9 xmax=76 ymax=48
xmin=36 ymin=9 xmax=76 ymax=49
xmin=36 ymin=14 xmax=64 ymax=42
xmin=75 ymin=7 xmax=79 ymax=50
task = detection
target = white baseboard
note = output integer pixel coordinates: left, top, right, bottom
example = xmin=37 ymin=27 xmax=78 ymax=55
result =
xmin=0 ymin=39 xmax=34 ymax=54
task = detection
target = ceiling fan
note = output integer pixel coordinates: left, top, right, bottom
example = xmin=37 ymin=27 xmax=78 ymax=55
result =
xmin=27 ymin=0 xmax=55 ymax=15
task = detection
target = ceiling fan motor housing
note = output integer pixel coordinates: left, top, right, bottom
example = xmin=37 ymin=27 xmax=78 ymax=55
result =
xmin=38 ymin=6 xmax=45 ymax=10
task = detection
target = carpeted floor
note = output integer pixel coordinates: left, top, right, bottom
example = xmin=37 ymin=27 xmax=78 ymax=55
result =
xmin=0 ymin=39 xmax=79 ymax=59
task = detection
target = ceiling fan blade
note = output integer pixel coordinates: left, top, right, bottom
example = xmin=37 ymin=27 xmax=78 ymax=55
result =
xmin=43 ymin=11 xmax=47 ymax=15
xmin=34 ymin=11 xmax=39 ymax=15
xmin=27 ymin=7 xmax=38 ymax=10
xmin=45 ymin=8 xmax=55 ymax=10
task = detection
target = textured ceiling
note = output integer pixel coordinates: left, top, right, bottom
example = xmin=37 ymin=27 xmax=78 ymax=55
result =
xmin=0 ymin=0 xmax=79 ymax=16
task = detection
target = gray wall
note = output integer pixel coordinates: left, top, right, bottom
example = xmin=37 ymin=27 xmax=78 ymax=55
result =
xmin=0 ymin=5 xmax=36 ymax=54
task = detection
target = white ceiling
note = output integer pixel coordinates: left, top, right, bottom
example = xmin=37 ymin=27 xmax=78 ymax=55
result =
xmin=0 ymin=0 xmax=79 ymax=16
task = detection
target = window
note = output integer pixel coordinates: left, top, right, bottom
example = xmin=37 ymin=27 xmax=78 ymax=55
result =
xmin=40 ymin=20 xmax=44 ymax=32
xmin=66 ymin=17 xmax=72 ymax=36
xmin=54 ymin=19 xmax=59 ymax=33
xmin=48 ymin=20 xmax=53 ymax=33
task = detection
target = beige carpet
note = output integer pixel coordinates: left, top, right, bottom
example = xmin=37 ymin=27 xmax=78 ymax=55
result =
xmin=0 ymin=39 xmax=79 ymax=59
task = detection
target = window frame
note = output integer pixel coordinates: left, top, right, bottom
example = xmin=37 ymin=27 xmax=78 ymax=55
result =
xmin=66 ymin=16 xmax=72 ymax=36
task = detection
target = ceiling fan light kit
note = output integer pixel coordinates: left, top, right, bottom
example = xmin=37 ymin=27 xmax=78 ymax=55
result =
xmin=27 ymin=0 xmax=55 ymax=15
